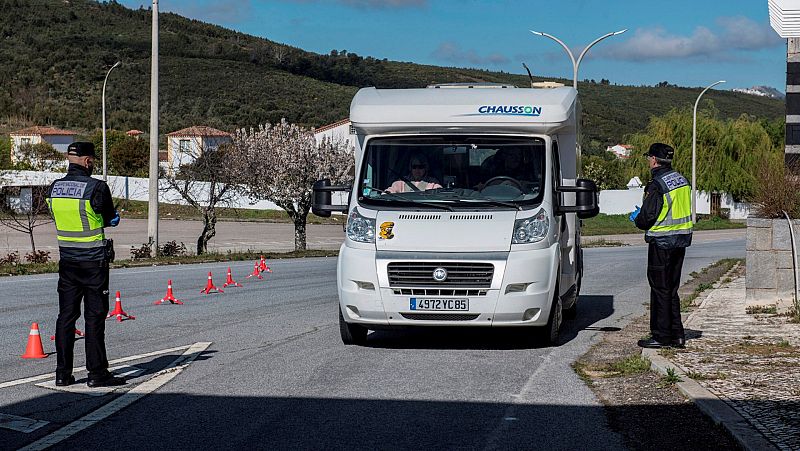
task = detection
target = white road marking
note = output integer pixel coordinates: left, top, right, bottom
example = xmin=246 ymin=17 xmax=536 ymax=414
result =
xmin=0 ymin=413 xmax=49 ymax=434
xmin=35 ymin=365 xmax=144 ymax=397
xmin=19 ymin=342 xmax=211 ymax=451
xmin=0 ymin=344 xmax=191 ymax=390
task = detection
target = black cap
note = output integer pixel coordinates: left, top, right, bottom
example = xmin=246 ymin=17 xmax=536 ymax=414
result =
xmin=67 ymin=142 xmax=96 ymax=157
xmin=643 ymin=143 xmax=674 ymax=161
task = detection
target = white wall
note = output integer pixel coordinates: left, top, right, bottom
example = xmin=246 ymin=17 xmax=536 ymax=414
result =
xmin=314 ymin=122 xmax=353 ymax=146
xmin=599 ymin=188 xmax=750 ymax=219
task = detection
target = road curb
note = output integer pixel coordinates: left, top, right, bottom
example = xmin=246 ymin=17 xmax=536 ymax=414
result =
xmin=642 ymin=348 xmax=777 ymax=451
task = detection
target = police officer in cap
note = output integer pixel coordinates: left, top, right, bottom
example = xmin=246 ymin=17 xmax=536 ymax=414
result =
xmin=46 ymin=142 xmax=124 ymax=387
xmin=631 ymin=143 xmax=693 ymax=348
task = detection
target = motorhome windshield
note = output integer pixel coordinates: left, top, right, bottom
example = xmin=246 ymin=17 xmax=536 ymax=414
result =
xmin=358 ymin=136 xmax=546 ymax=209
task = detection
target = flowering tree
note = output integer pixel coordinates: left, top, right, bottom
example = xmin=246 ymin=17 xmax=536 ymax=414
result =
xmin=231 ymin=120 xmax=353 ymax=251
xmin=161 ymin=143 xmax=238 ymax=255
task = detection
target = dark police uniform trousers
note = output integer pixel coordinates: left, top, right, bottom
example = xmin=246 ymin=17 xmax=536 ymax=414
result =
xmin=56 ymin=260 xmax=110 ymax=379
xmin=647 ymin=244 xmax=686 ymax=342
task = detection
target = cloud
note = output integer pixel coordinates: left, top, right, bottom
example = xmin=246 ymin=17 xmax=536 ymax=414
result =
xmin=597 ymin=16 xmax=782 ymax=62
xmin=432 ymin=42 xmax=509 ymax=66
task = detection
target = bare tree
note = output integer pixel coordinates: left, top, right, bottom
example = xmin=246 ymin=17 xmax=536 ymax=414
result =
xmin=161 ymin=141 xmax=238 ymax=255
xmin=231 ymin=120 xmax=352 ymax=251
xmin=0 ymin=184 xmax=53 ymax=253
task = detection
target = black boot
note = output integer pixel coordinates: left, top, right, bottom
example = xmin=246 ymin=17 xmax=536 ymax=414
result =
xmin=637 ymin=337 xmax=670 ymax=349
xmin=87 ymin=373 xmax=126 ymax=388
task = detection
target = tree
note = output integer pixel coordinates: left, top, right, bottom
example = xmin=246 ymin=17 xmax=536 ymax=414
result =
xmin=161 ymin=143 xmax=238 ymax=255
xmin=0 ymin=185 xmax=53 ymax=252
xmin=14 ymin=143 xmax=66 ymax=172
xmin=626 ymin=107 xmax=781 ymax=200
xmin=90 ymin=130 xmax=135 ymax=175
xmin=109 ymin=137 xmax=149 ymax=176
xmin=230 ymin=120 xmax=353 ymax=251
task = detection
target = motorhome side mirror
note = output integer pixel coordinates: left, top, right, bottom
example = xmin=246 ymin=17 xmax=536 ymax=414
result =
xmin=556 ymin=178 xmax=599 ymax=219
xmin=312 ymin=179 xmax=350 ymax=217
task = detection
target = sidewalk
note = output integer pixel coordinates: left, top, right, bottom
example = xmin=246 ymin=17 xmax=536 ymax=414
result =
xmin=583 ymin=228 xmax=745 ymax=246
xmin=662 ymin=273 xmax=800 ymax=450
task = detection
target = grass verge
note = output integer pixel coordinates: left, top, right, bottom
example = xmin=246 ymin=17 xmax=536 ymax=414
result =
xmin=680 ymin=258 xmax=743 ymax=311
xmin=583 ymin=238 xmax=628 ymax=248
xmin=0 ymin=249 xmax=339 ymax=277
xmin=115 ymin=199 xmax=344 ymax=225
xmin=581 ymin=214 xmax=744 ymax=236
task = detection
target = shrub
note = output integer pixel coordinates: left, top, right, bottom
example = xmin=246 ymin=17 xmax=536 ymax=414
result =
xmin=159 ymin=240 xmax=187 ymax=257
xmin=750 ymin=162 xmax=800 ymax=219
xmin=24 ymin=250 xmax=50 ymax=264
xmin=0 ymin=251 xmax=20 ymax=265
xmin=130 ymin=243 xmax=152 ymax=260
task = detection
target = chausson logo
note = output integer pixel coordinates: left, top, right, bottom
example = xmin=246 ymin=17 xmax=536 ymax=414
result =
xmin=477 ymin=105 xmax=542 ymax=116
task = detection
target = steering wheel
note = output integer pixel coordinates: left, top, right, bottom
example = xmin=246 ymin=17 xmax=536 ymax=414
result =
xmin=482 ymin=176 xmax=524 ymax=191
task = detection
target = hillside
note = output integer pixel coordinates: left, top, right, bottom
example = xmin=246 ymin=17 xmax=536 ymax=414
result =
xmin=0 ymin=0 xmax=786 ymax=150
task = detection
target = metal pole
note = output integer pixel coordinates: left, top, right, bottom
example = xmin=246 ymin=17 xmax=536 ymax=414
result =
xmin=148 ymin=0 xmax=159 ymax=255
xmin=102 ymin=61 xmax=121 ymax=181
xmin=530 ymin=29 xmax=626 ymax=90
xmin=692 ymin=80 xmax=725 ymax=224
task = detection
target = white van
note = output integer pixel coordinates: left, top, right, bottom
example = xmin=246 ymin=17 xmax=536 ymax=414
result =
xmin=313 ymin=83 xmax=599 ymax=345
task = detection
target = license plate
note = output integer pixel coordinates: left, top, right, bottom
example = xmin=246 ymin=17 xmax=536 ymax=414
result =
xmin=409 ymin=298 xmax=469 ymax=311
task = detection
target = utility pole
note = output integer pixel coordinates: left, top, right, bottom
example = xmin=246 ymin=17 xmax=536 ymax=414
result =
xmin=148 ymin=0 xmax=159 ymax=255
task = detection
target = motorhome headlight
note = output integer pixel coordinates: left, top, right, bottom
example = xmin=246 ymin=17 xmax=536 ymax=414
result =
xmin=346 ymin=207 xmax=375 ymax=243
xmin=512 ymin=209 xmax=549 ymax=244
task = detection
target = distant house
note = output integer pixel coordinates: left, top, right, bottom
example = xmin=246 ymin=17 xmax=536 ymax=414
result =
xmin=606 ymin=144 xmax=633 ymax=159
xmin=165 ymin=126 xmax=232 ymax=175
xmin=9 ymin=126 xmax=77 ymax=163
xmin=314 ymin=118 xmax=354 ymax=145
xmin=126 ymin=129 xmax=144 ymax=139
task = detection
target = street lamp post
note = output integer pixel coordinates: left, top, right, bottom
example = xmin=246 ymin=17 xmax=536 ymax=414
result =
xmin=102 ymin=61 xmax=121 ymax=181
xmin=529 ymin=29 xmax=627 ymax=89
xmin=148 ymin=0 xmax=159 ymax=255
xmin=692 ymin=80 xmax=725 ymax=225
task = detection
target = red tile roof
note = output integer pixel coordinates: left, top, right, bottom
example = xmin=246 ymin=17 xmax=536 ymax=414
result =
xmin=10 ymin=126 xmax=77 ymax=136
xmin=314 ymin=118 xmax=350 ymax=134
xmin=126 ymin=129 xmax=144 ymax=136
xmin=166 ymin=126 xmax=231 ymax=137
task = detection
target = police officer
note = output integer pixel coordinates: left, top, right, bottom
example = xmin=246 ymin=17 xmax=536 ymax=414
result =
xmin=632 ymin=143 xmax=693 ymax=349
xmin=46 ymin=142 xmax=125 ymax=387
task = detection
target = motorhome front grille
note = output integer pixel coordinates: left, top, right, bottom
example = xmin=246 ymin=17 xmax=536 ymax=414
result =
xmin=387 ymin=262 xmax=494 ymax=288
xmin=398 ymin=214 xmax=442 ymax=220
xmin=449 ymin=214 xmax=493 ymax=220
xmin=392 ymin=288 xmax=488 ymax=297
xmin=400 ymin=313 xmax=480 ymax=321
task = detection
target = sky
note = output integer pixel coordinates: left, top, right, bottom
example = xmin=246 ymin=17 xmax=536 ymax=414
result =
xmin=119 ymin=0 xmax=788 ymax=92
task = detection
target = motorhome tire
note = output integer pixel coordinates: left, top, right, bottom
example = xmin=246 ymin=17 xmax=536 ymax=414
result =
xmin=535 ymin=289 xmax=562 ymax=346
xmin=339 ymin=308 xmax=368 ymax=345
xmin=562 ymin=284 xmax=578 ymax=320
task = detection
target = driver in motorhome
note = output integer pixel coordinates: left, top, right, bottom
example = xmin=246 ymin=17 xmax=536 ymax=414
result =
xmin=476 ymin=147 xmax=531 ymax=190
xmin=384 ymin=154 xmax=442 ymax=193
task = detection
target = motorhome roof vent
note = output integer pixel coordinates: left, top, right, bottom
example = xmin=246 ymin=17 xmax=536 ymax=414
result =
xmin=427 ymin=83 xmax=515 ymax=89
xmin=531 ymin=81 xmax=565 ymax=89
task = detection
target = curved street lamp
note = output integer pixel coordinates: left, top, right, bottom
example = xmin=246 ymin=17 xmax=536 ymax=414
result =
xmin=692 ymin=80 xmax=725 ymax=224
xmin=102 ymin=61 xmax=122 ymax=181
xmin=529 ymin=29 xmax=627 ymax=89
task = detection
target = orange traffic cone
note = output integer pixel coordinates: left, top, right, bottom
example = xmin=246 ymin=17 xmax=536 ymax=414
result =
xmin=200 ymin=271 xmax=223 ymax=294
xmin=22 ymin=323 xmax=47 ymax=359
xmin=155 ymin=279 xmax=184 ymax=305
xmin=107 ymin=291 xmax=135 ymax=322
xmin=50 ymin=329 xmax=84 ymax=341
xmin=223 ymin=267 xmax=242 ymax=288
xmin=259 ymin=255 xmax=267 ymax=272
xmin=245 ymin=261 xmax=263 ymax=280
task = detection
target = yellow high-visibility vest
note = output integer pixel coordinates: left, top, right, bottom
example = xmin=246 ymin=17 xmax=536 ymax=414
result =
xmin=646 ymin=170 xmax=693 ymax=241
xmin=46 ymin=177 xmax=105 ymax=258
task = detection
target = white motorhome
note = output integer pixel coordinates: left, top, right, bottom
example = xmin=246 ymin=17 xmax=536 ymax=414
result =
xmin=313 ymin=83 xmax=599 ymax=345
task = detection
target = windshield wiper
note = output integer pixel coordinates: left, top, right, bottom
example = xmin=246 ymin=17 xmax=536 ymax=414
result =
xmin=455 ymin=197 xmax=522 ymax=211
xmin=379 ymin=193 xmax=454 ymax=211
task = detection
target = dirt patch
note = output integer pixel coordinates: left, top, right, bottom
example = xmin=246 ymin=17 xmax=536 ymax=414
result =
xmin=574 ymin=262 xmax=741 ymax=450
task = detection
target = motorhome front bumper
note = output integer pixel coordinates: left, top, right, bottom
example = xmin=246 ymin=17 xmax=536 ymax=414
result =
xmin=337 ymin=244 xmax=559 ymax=328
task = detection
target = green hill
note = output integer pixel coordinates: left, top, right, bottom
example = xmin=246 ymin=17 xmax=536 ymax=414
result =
xmin=0 ymin=0 xmax=786 ymax=150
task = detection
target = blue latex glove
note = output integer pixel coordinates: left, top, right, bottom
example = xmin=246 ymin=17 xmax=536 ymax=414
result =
xmin=628 ymin=206 xmax=641 ymax=222
xmin=109 ymin=211 xmax=120 ymax=227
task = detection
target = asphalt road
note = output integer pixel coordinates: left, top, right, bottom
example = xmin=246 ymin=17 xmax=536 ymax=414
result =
xmin=0 ymin=237 xmax=744 ymax=450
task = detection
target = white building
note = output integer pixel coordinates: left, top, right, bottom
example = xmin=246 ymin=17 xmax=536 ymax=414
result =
xmin=9 ymin=126 xmax=77 ymax=163
xmin=606 ymin=144 xmax=633 ymax=159
xmin=313 ymin=118 xmax=354 ymax=145
xmin=165 ymin=126 xmax=232 ymax=175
